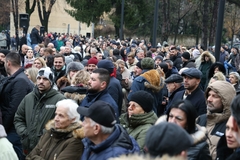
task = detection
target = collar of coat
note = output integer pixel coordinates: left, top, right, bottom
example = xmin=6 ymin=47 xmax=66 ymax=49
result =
xmin=45 ymin=119 xmax=84 ymax=139
xmin=141 ymin=69 xmax=164 ymax=92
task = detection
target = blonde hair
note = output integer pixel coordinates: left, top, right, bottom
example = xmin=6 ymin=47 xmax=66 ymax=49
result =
xmin=34 ymin=57 xmax=46 ymax=68
xmin=25 ymin=67 xmax=39 ymax=84
xmin=71 ymin=70 xmax=90 ymax=86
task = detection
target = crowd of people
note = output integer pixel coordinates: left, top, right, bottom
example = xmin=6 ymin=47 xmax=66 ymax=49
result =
xmin=0 ymin=24 xmax=240 ymax=160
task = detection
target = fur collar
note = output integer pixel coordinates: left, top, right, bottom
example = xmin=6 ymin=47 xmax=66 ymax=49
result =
xmin=191 ymin=124 xmax=207 ymax=145
xmin=45 ymin=119 xmax=84 ymax=139
xmin=200 ymin=51 xmax=216 ymax=63
xmin=141 ymin=69 xmax=165 ymax=92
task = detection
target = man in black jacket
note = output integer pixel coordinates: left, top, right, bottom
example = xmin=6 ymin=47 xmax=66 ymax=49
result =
xmin=0 ymin=52 xmax=34 ymax=159
xmin=169 ymin=46 xmax=183 ymax=71
xmin=30 ymin=25 xmax=42 ymax=50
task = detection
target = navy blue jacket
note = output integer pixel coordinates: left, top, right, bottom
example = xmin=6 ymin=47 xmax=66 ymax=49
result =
xmin=30 ymin=27 xmax=42 ymax=44
xmin=170 ymin=87 xmax=207 ymax=116
xmin=81 ymin=124 xmax=140 ymax=160
xmin=108 ymin=77 xmax=123 ymax=114
xmin=80 ymin=89 xmax=119 ymax=120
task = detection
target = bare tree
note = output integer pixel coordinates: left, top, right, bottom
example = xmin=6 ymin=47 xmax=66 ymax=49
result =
xmin=11 ymin=0 xmax=19 ymax=49
xmin=36 ymin=0 xmax=56 ymax=32
xmin=25 ymin=0 xmax=37 ymax=18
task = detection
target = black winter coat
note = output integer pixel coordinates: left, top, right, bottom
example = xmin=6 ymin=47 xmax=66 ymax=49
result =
xmin=0 ymin=67 xmax=34 ymax=132
xmin=30 ymin=28 xmax=42 ymax=44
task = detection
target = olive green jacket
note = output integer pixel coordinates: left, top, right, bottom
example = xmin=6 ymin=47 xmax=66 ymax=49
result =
xmin=119 ymin=111 xmax=157 ymax=151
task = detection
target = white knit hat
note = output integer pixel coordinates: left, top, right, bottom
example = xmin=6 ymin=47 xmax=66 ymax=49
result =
xmin=36 ymin=67 xmax=54 ymax=85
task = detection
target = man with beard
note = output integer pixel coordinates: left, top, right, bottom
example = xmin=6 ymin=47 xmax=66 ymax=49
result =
xmin=14 ymin=67 xmax=65 ymax=155
xmin=170 ymin=68 xmax=207 ymax=115
xmin=169 ymin=46 xmax=183 ymax=71
xmin=197 ymin=81 xmax=235 ymax=159
xmin=79 ymin=68 xmax=119 ymax=121
xmin=51 ymin=54 xmax=66 ymax=83
xmin=0 ymin=52 xmax=34 ymax=159
xmin=0 ymin=49 xmax=10 ymax=77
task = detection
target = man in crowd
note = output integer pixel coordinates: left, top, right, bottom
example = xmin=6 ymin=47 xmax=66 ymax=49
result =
xmin=128 ymin=57 xmax=164 ymax=114
xmin=126 ymin=52 xmax=138 ymax=72
xmin=78 ymin=100 xmax=140 ymax=159
xmin=169 ymin=46 xmax=183 ymax=71
xmin=0 ymin=52 xmax=34 ymax=159
xmin=51 ymin=54 xmax=66 ymax=83
xmin=0 ymin=49 xmax=10 ymax=77
xmin=0 ymin=30 xmax=7 ymax=49
xmin=197 ymin=81 xmax=235 ymax=159
xmin=30 ymin=25 xmax=42 ymax=50
xmin=171 ymin=68 xmax=207 ymax=115
xmin=87 ymin=57 xmax=98 ymax=74
xmin=14 ymin=67 xmax=65 ymax=154
xmin=80 ymin=68 xmax=119 ymax=119
xmin=97 ymin=59 xmax=123 ymax=114
xmin=165 ymin=74 xmax=184 ymax=112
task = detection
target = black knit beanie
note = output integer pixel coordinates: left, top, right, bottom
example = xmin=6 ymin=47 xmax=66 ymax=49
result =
xmin=129 ymin=90 xmax=154 ymax=113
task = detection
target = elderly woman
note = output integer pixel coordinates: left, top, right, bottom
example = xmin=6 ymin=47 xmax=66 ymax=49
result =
xmin=157 ymin=100 xmax=211 ymax=160
xmin=26 ymin=99 xmax=84 ymax=160
xmin=119 ymin=90 xmax=158 ymax=151
xmin=229 ymin=72 xmax=240 ymax=91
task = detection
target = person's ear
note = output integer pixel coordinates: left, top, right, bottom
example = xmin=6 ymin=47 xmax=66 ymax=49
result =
xmin=93 ymin=124 xmax=101 ymax=135
xmin=100 ymin=81 xmax=107 ymax=89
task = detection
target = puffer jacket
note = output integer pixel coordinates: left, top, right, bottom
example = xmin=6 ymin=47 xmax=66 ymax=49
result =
xmin=26 ymin=120 xmax=84 ymax=160
xmin=197 ymin=81 xmax=236 ymax=160
xmin=128 ymin=69 xmax=165 ymax=114
xmin=81 ymin=124 xmax=140 ymax=160
xmin=14 ymin=86 xmax=65 ymax=153
xmin=119 ymin=111 xmax=158 ymax=151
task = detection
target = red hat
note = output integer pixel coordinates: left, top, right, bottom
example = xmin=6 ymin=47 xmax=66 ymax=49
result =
xmin=87 ymin=57 xmax=98 ymax=65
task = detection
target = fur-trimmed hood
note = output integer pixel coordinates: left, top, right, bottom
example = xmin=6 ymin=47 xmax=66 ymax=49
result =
xmin=56 ymin=75 xmax=71 ymax=90
xmin=141 ymin=69 xmax=165 ymax=92
xmin=200 ymin=51 xmax=216 ymax=63
xmin=45 ymin=119 xmax=84 ymax=139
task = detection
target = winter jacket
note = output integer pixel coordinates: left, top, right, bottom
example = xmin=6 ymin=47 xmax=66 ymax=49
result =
xmin=128 ymin=69 xmax=164 ymax=114
xmin=226 ymin=148 xmax=240 ymax=160
xmin=80 ymin=89 xmax=119 ymax=119
xmin=30 ymin=28 xmax=42 ymax=44
xmin=187 ymin=125 xmax=211 ymax=160
xmin=170 ymin=87 xmax=207 ymax=116
xmin=81 ymin=124 xmax=140 ymax=160
xmin=51 ymin=65 xmax=66 ymax=83
xmin=199 ymin=51 xmax=216 ymax=90
xmin=196 ymin=81 xmax=235 ymax=160
xmin=0 ymin=33 xmax=7 ymax=47
xmin=182 ymin=59 xmax=196 ymax=68
xmin=0 ymin=67 xmax=34 ymax=133
xmin=26 ymin=120 xmax=84 ymax=160
xmin=108 ymin=77 xmax=123 ymax=114
xmin=61 ymin=85 xmax=87 ymax=105
xmin=119 ymin=111 xmax=157 ymax=151
xmin=170 ymin=52 xmax=183 ymax=71
xmin=14 ymin=86 xmax=65 ymax=153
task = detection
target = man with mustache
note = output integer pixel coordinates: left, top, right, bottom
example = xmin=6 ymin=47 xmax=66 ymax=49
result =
xmin=0 ymin=49 xmax=9 ymax=77
xmin=14 ymin=67 xmax=65 ymax=155
xmin=197 ymin=81 xmax=236 ymax=159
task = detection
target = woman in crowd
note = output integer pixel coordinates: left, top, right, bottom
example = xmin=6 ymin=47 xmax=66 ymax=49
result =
xmin=26 ymin=99 xmax=84 ymax=160
xmin=157 ymin=100 xmax=211 ymax=160
xmin=24 ymin=67 xmax=39 ymax=84
xmin=120 ymin=90 xmax=158 ymax=151
xmin=61 ymin=70 xmax=90 ymax=105
xmin=33 ymin=57 xmax=46 ymax=69
xmin=24 ymin=49 xmax=35 ymax=68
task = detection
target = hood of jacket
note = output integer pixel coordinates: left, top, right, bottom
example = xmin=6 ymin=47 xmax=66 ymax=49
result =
xmin=141 ymin=69 xmax=164 ymax=92
xmin=200 ymin=51 xmax=216 ymax=63
xmin=45 ymin=119 xmax=84 ymax=139
xmin=120 ymin=111 xmax=157 ymax=128
xmin=205 ymin=81 xmax=236 ymax=124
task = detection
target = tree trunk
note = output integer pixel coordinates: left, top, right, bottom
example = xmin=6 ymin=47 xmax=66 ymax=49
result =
xmin=209 ymin=0 xmax=220 ymax=46
xmin=161 ymin=0 xmax=169 ymax=42
xmin=11 ymin=0 xmax=19 ymax=50
xmin=25 ymin=0 xmax=36 ymax=18
xmin=202 ymin=0 xmax=209 ymax=50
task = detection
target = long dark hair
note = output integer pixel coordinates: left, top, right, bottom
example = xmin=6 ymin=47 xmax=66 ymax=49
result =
xmin=166 ymin=99 xmax=198 ymax=134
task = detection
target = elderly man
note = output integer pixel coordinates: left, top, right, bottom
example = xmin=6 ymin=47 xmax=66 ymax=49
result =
xmin=197 ymin=81 xmax=236 ymax=159
xmin=14 ymin=67 xmax=65 ymax=154
xmin=171 ymin=68 xmax=207 ymax=115
xmin=26 ymin=99 xmax=83 ymax=160
xmin=77 ymin=100 xmax=140 ymax=160
xmin=165 ymin=74 xmax=184 ymax=112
